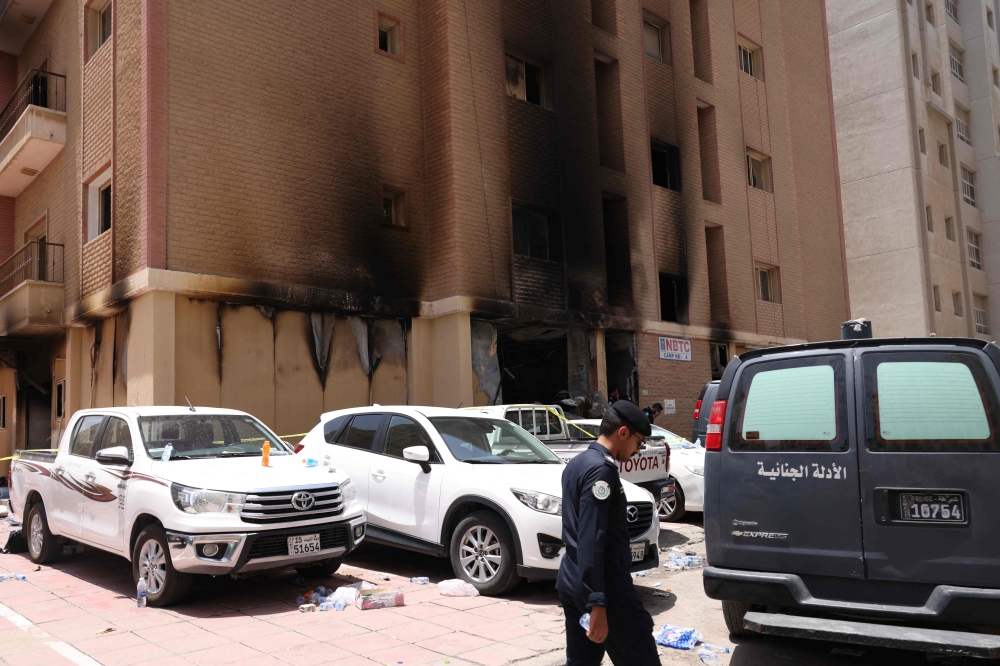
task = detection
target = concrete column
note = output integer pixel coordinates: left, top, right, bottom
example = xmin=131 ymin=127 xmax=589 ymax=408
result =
xmin=591 ymin=329 xmax=608 ymax=397
xmin=63 ymin=327 xmax=84 ymax=419
xmin=407 ymin=312 xmax=474 ymax=408
xmin=126 ymin=290 xmax=175 ymax=406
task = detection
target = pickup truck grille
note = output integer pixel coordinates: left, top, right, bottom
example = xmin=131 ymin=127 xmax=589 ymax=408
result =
xmin=627 ymin=502 xmax=654 ymax=540
xmin=240 ymin=484 xmax=344 ymax=524
xmin=246 ymin=525 xmax=351 ymax=560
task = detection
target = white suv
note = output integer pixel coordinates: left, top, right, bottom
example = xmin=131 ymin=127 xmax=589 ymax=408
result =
xmin=299 ymin=406 xmax=659 ymax=595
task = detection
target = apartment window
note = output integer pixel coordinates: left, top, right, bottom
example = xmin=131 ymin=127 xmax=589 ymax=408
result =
xmin=945 ymin=216 xmax=956 ymax=240
xmin=604 ymin=196 xmax=633 ymax=308
xmin=659 ymin=273 xmax=689 ymax=323
xmin=911 ymin=52 xmax=920 ymax=79
xmin=643 ymin=18 xmax=668 ymax=63
xmin=931 ymin=71 xmax=941 ymax=94
xmin=738 ymin=40 xmax=762 ymax=79
xmin=933 ymin=285 xmax=942 ymax=312
xmin=86 ymin=169 xmax=112 ymax=242
xmin=975 ymin=295 xmax=990 ymax=334
xmin=505 ymin=54 xmax=553 ymax=110
xmin=950 ymin=44 xmax=965 ymax=81
xmin=926 ymin=205 xmax=934 ymax=232
xmin=376 ymin=13 xmax=402 ymax=58
xmin=953 ymin=290 xmax=964 ymax=317
xmin=756 ymin=265 xmax=780 ymax=303
xmin=945 ymin=0 xmax=958 ymax=21
xmin=989 ymin=7 xmax=995 ymax=29
xmin=746 ymin=150 xmax=772 ymax=192
xmin=690 ymin=0 xmax=713 ymax=83
xmin=55 ymin=381 xmax=65 ymax=420
xmin=710 ymin=342 xmax=729 ymax=380
xmin=926 ymin=2 xmax=935 ymax=24
xmin=962 ymin=166 xmax=976 ymax=206
xmin=651 ymin=140 xmax=681 ymax=191
xmin=938 ymin=142 xmax=948 ymax=167
xmin=956 ymin=106 xmax=972 ymax=145
xmin=380 ymin=185 xmax=406 ymax=228
xmin=87 ymin=0 xmax=112 ymax=58
xmin=594 ymin=57 xmax=624 ymax=170
xmin=968 ymin=229 xmax=983 ymax=269
xmin=994 ymin=67 xmax=999 ymax=87
xmin=513 ymin=205 xmax=562 ymax=263
xmin=919 ymin=127 xmax=927 ymax=154
xmin=0 ymin=395 xmax=6 ymax=429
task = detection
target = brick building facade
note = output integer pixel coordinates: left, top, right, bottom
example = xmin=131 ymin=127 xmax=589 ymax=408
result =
xmin=0 ymin=0 xmax=846 ymax=470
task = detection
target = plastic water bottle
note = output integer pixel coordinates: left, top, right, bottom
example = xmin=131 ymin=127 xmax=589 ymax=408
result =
xmin=293 ymin=593 xmax=305 ymax=605
xmin=318 ymin=601 xmax=334 ymax=611
xmin=302 ymin=458 xmax=318 ymax=467
xmin=160 ymin=444 xmax=173 ymax=462
xmin=579 ymin=613 xmax=591 ymax=632
xmin=410 ymin=577 xmax=430 ymax=585
xmin=136 ymin=577 xmax=147 ymax=608
xmin=0 ymin=573 xmax=26 ymax=582
xmin=309 ymin=592 xmax=321 ymax=604
xmin=697 ymin=648 xmax=723 ymax=665
xmin=700 ymin=644 xmax=730 ymax=654
xmin=334 ymin=598 xmax=346 ymax=611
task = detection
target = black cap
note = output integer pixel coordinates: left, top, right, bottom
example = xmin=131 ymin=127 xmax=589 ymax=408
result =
xmin=610 ymin=400 xmax=652 ymax=438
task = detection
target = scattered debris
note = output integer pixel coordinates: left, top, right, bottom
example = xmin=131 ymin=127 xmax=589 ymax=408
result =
xmin=663 ymin=547 xmax=707 ymax=571
xmin=0 ymin=573 xmax=27 ymax=582
xmin=96 ymin=628 xmax=116 ymax=635
xmin=2 ymin=529 xmax=26 ymax=554
xmin=655 ymin=624 xmax=703 ymax=650
xmin=33 ymin=565 xmax=40 ymax=572
xmin=298 ymin=604 xmax=316 ymax=612
xmin=653 ymin=582 xmax=662 ymax=587
xmin=631 ymin=570 xmax=650 ymax=578
xmin=438 ymin=579 xmax=480 ymax=597
xmin=62 ymin=545 xmax=84 ymax=556
xmin=355 ymin=587 xmax=404 ymax=610
xmin=409 ymin=577 xmax=430 ymax=585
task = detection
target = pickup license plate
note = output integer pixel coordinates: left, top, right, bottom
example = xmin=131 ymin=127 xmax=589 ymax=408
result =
xmin=899 ymin=493 xmax=965 ymax=523
xmin=288 ymin=534 xmax=322 ymax=556
xmin=630 ymin=543 xmax=645 ymax=563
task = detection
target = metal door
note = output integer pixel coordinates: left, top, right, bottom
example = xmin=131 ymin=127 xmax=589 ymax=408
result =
xmin=79 ymin=417 xmax=132 ymax=554
xmin=717 ymin=352 xmax=865 ymax=578
xmin=856 ymin=347 xmax=1000 ymax=586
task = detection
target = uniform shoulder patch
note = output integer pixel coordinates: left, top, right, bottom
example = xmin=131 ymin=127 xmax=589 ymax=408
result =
xmin=592 ymin=480 xmax=611 ymax=500
xmin=603 ymin=454 xmax=616 ymax=465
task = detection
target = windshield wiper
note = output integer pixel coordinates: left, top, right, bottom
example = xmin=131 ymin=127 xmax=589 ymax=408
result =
xmin=463 ymin=459 xmax=508 ymax=464
xmin=158 ymin=454 xmax=193 ymax=460
xmin=219 ymin=451 xmax=262 ymax=457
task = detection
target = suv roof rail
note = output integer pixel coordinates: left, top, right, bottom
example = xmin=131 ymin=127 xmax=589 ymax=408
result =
xmin=738 ymin=337 xmax=992 ymax=363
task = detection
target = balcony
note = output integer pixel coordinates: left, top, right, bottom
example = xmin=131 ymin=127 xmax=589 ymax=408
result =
xmin=0 ymin=69 xmax=66 ymax=197
xmin=0 ymin=241 xmax=64 ymax=337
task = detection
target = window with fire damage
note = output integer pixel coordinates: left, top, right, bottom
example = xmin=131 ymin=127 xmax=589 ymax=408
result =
xmin=603 ymin=195 xmax=633 ymax=309
xmin=659 ymin=273 xmax=689 ymax=323
xmin=512 ymin=205 xmax=562 ymax=263
xmin=505 ymin=53 xmax=553 ymax=110
xmin=651 ymin=140 xmax=681 ymax=191
xmin=380 ymin=185 xmax=406 ymax=228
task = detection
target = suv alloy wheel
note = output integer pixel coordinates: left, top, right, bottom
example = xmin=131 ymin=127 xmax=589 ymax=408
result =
xmin=132 ymin=525 xmax=192 ymax=607
xmin=449 ymin=511 xmax=520 ymax=596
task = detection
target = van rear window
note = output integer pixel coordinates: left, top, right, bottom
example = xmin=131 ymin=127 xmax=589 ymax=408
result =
xmin=729 ymin=355 xmax=848 ymax=452
xmin=864 ymin=352 xmax=999 ymax=452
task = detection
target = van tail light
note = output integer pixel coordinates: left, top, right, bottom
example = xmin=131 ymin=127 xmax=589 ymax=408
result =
xmin=293 ymin=443 xmax=305 ymax=454
xmin=693 ymin=400 xmax=702 ymax=420
xmin=705 ymin=400 xmax=727 ymax=451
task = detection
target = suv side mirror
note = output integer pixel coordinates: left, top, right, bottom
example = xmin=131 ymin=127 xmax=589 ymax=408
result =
xmin=96 ymin=446 xmax=131 ymax=466
xmin=403 ymin=446 xmax=431 ymax=473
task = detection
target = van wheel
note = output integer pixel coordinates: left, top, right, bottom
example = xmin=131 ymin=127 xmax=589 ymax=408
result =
xmin=133 ymin=525 xmax=192 ymax=607
xmin=658 ymin=485 xmax=686 ymax=522
xmin=722 ymin=600 xmax=756 ymax=637
xmin=450 ymin=511 xmax=520 ymax=596
xmin=26 ymin=504 xmax=61 ymax=564
xmin=295 ymin=557 xmax=342 ymax=578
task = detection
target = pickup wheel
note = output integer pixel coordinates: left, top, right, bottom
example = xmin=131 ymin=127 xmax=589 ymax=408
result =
xmin=658 ymin=484 xmax=686 ymax=522
xmin=722 ymin=600 xmax=757 ymax=637
xmin=132 ymin=525 xmax=192 ymax=607
xmin=26 ymin=504 xmax=61 ymax=564
xmin=295 ymin=557 xmax=342 ymax=578
xmin=449 ymin=511 xmax=520 ymax=596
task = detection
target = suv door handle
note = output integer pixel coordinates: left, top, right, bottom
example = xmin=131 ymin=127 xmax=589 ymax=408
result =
xmin=84 ymin=472 xmax=96 ymax=481
xmin=371 ymin=469 xmax=386 ymax=480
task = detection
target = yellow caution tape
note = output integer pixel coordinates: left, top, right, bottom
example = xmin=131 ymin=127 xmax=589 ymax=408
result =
xmin=466 ymin=403 xmax=596 ymax=438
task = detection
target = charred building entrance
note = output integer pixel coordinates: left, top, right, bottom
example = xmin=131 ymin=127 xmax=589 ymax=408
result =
xmin=605 ymin=330 xmax=637 ymax=404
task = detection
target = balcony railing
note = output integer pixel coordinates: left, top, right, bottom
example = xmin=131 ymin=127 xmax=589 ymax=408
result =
xmin=0 ymin=69 xmax=65 ymax=146
xmin=0 ymin=241 xmax=64 ymax=300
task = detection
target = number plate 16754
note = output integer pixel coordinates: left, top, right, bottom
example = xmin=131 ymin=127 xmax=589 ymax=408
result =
xmin=899 ymin=493 xmax=965 ymax=523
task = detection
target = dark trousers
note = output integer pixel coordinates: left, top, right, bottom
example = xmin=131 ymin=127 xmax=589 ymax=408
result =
xmin=559 ymin=592 xmax=660 ymax=666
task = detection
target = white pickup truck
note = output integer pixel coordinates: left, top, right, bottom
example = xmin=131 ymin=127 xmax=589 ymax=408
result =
xmin=8 ymin=407 xmax=366 ymax=606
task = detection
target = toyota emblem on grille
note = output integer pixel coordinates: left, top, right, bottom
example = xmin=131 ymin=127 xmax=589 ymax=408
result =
xmin=291 ymin=491 xmax=316 ymax=511
xmin=626 ymin=505 xmax=639 ymax=523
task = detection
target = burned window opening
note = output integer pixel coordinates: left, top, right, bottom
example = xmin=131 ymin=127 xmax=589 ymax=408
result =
xmin=603 ymin=196 xmax=633 ymax=309
xmin=659 ymin=273 xmax=689 ymax=323
xmin=512 ymin=205 xmax=562 ymax=263
xmin=651 ymin=140 xmax=681 ymax=191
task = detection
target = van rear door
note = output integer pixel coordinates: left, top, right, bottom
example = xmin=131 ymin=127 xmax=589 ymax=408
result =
xmin=856 ymin=347 xmax=1000 ymax=586
xmin=717 ymin=352 xmax=864 ymax=578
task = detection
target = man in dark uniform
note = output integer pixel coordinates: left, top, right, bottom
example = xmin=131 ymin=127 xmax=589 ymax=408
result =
xmin=556 ymin=400 xmax=660 ymax=665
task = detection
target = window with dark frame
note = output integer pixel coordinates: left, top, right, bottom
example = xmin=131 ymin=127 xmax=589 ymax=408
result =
xmin=512 ymin=205 xmax=562 ymax=263
xmin=926 ymin=205 xmax=933 ymax=232
xmin=0 ymin=395 xmax=6 ymax=429
xmin=99 ymin=3 xmax=112 ymax=46
xmin=968 ymin=229 xmax=983 ymax=269
xmin=98 ymin=182 xmax=111 ymax=234
xmin=938 ymin=142 xmax=948 ymax=167
xmin=746 ymin=150 xmax=771 ymax=192
xmin=55 ymin=381 xmax=65 ymax=420
xmin=738 ymin=43 xmax=760 ymax=79
xmin=931 ymin=71 xmax=941 ymax=94
xmin=953 ymin=290 xmax=964 ymax=317
xmin=962 ymin=166 xmax=976 ymax=206
xmin=643 ymin=20 xmax=663 ymax=62
xmin=756 ymin=265 xmax=780 ymax=303
xmin=650 ymin=141 xmax=681 ymax=191
xmin=381 ymin=186 xmax=406 ymax=228
xmin=945 ymin=216 xmax=956 ymax=240
xmin=919 ymin=127 xmax=926 ymax=154
xmin=912 ymin=51 xmax=920 ymax=79
xmin=975 ymin=295 xmax=990 ymax=334
xmin=505 ymin=54 xmax=553 ymax=110
xmin=659 ymin=273 xmax=689 ymax=323
xmin=933 ymin=285 xmax=942 ymax=312
xmin=377 ymin=14 xmax=401 ymax=57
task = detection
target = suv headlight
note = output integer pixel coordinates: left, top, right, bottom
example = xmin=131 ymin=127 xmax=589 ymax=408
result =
xmin=511 ymin=488 xmax=562 ymax=515
xmin=685 ymin=465 xmax=705 ymax=476
xmin=340 ymin=478 xmax=357 ymax=502
xmin=170 ymin=483 xmax=245 ymax=514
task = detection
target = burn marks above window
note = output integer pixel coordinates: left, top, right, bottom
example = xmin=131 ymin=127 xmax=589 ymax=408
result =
xmin=512 ymin=205 xmax=562 ymax=263
xmin=651 ymin=140 xmax=681 ymax=191
xmin=380 ymin=185 xmax=407 ymax=228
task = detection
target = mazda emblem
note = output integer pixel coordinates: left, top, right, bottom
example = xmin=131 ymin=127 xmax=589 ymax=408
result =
xmin=626 ymin=505 xmax=638 ymax=523
xmin=291 ymin=491 xmax=315 ymax=511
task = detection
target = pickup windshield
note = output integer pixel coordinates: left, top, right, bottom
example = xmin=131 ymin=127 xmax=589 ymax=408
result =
xmin=137 ymin=415 xmax=292 ymax=460
xmin=429 ymin=417 xmax=562 ymax=464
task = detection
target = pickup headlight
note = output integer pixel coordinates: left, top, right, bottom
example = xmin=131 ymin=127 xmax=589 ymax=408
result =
xmin=511 ymin=488 xmax=562 ymax=515
xmin=170 ymin=483 xmax=245 ymax=514
xmin=340 ymin=478 xmax=357 ymax=503
xmin=685 ymin=465 xmax=705 ymax=476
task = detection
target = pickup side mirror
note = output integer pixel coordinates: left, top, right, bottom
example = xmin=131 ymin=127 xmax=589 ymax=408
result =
xmin=403 ymin=446 xmax=431 ymax=474
xmin=96 ymin=446 xmax=131 ymax=466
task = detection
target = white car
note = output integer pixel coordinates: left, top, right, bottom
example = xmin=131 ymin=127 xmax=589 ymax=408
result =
xmin=653 ymin=425 xmax=705 ymax=521
xmin=8 ymin=407 xmax=366 ymax=606
xmin=299 ymin=406 xmax=660 ymax=595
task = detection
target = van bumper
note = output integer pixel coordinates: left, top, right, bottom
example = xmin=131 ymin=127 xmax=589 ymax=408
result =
xmin=704 ymin=566 xmax=1000 ymax=627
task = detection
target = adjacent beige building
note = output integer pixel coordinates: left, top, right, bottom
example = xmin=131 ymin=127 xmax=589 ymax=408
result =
xmin=828 ymin=0 xmax=999 ymax=338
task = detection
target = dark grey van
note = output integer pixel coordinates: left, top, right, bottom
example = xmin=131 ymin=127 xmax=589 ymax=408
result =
xmin=703 ymin=338 xmax=1000 ymax=654
xmin=691 ymin=380 xmax=719 ymax=443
